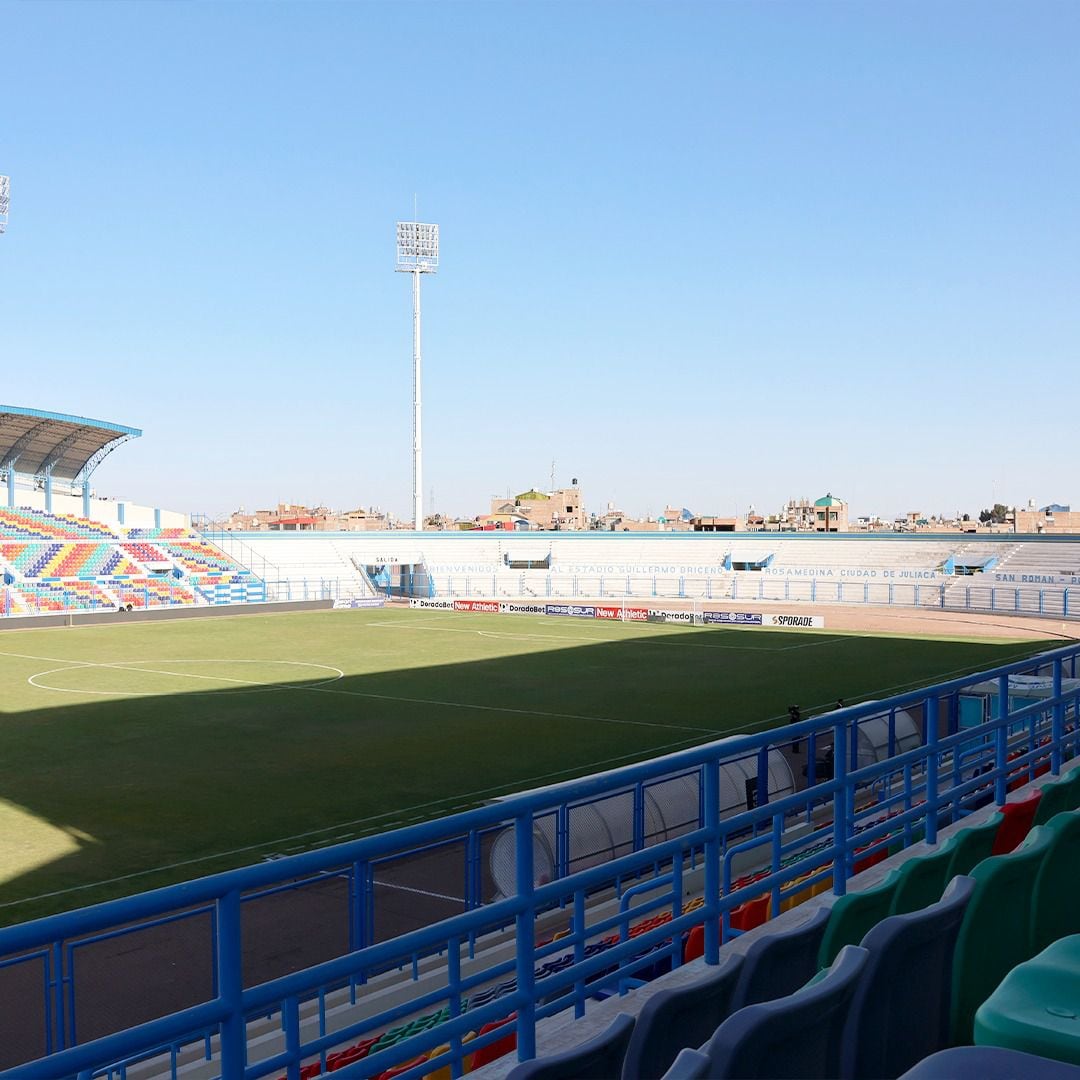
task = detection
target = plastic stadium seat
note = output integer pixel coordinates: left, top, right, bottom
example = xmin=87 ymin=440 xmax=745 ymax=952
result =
xmin=1062 ymin=766 xmax=1080 ymax=810
xmin=944 ymin=812 xmax=1003 ymax=879
xmin=1033 ymin=774 xmax=1077 ymax=827
xmin=1030 ymin=810 xmax=1080 ymax=952
xmin=951 ymin=825 xmax=1055 ymax=1044
xmin=730 ymin=894 xmax=770 ymax=933
xmin=842 ymin=875 xmax=976 ymax=1079
xmin=818 ymin=868 xmax=901 ymax=968
xmin=973 ymin=934 xmax=1080 ymax=1067
xmin=620 ymin=953 xmax=743 ymax=1080
xmin=729 ymin=905 xmax=831 ymax=1011
xmin=658 ymin=1048 xmax=711 ymax=1080
xmin=890 ymin=838 xmax=961 ymax=916
xmin=505 ymin=1013 xmax=634 ymax=1080
xmin=470 ymin=1017 xmax=517 ymax=1070
xmin=991 ymin=789 xmax=1043 ymax=855
xmin=898 ymin=1046 xmax=1080 ymax=1079
xmin=701 ymin=945 xmax=869 ymax=1080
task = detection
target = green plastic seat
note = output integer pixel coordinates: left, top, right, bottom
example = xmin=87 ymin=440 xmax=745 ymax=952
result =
xmin=950 ymin=826 xmax=1055 ymax=1045
xmin=944 ymin=812 xmax=1003 ymax=880
xmin=890 ymin=837 xmax=960 ymax=916
xmin=1030 ymin=810 xmax=1080 ymax=952
xmin=1060 ymin=764 xmax=1080 ymax=810
xmin=1032 ymin=774 xmax=1076 ymax=827
xmin=974 ymin=935 xmax=1080 ymax=1066
xmin=818 ymin=868 xmax=901 ymax=969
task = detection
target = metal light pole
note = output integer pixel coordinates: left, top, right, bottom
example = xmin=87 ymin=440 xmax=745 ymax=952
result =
xmin=395 ymin=221 xmax=439 ymax=531
xmin=0 ymin=176 xmax=10 ymax=234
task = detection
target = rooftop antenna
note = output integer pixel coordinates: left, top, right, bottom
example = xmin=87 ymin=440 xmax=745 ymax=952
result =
xmin=395 ymin=212 xmax=439 ymax=531
xmin=550 ymin=459 xmax=556 ymax=492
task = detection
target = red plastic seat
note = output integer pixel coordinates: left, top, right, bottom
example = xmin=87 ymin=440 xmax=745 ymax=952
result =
xmin=730 ymin=895 xmax=770 ymax=933
xmin=377 ymin=1055 xmax=429 ymax=1080
xmin=469 ymin=1016 xmax=517 ymax=1070
xmin=991 ymin=789 xmax=1042 ymax=855
xmin=684 ymin=924 xmax=706 ymax=963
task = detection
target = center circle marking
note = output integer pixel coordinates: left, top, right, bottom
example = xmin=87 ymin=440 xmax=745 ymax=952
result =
xmin=27 ymin=659 xmax=345 ymax=697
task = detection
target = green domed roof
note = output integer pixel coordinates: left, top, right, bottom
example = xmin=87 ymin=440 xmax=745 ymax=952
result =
xmin=814 ymin=493 xmax=844 ymax=507
xmin=516 ymin=489 xmax=550 ymax=501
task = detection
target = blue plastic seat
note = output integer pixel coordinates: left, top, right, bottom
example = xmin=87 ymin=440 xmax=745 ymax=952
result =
xmin=897 ymin=1046 xmax=1080 ymax=1079
xmin=505 ymin=1013 xmax=635 ymax=1080
xmin=842 ymin=875 xmax=976 ymax=1079
xmin=729 ymin=905 xmax=831 ymax=1011
xmin=621 ymin=953 xmax=742 ymax=1080
xmin=658 ymin=1048 xmax=711 ymax=1080
xmin=701 ymin=945 xmax=869 ymax=1080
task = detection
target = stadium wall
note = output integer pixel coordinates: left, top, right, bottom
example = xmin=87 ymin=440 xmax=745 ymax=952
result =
xmin=223 ymin=530 xmax=1080 ymax=621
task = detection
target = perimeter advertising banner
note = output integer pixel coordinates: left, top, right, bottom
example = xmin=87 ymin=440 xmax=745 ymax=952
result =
xmin=703 ymin=611 xmax=763 ymax=626
xmin=332 ymin=598 xmax=387 ymax=609
xmin=407 ymin=598 xmax=824 ymax=628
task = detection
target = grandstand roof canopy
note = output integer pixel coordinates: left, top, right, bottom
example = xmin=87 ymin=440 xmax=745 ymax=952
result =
xmin=0 ymin=406 xmax=141 ymax=483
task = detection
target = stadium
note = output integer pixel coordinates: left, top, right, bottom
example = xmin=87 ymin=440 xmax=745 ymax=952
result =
xmin=1 ymin=400 xmax=1080 ymax=1079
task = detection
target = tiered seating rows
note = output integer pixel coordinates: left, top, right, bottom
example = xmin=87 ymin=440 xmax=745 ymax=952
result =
xmin=114 ymin=578 xmax=195 ymax=608
xmin=120 ymin=541 xmax=171 ymax=564
xmin=0 ymin=507 xmax=120 ymax=540
xmin=12 ymin=581 xmax=115 ymax=613
xmin=155 ymin=541 xmax=249 ymax=576
xmin=288 ymin=772 xmax=1080 ymax=1080
xmin=0 ymin=542 xmax=143 ymax=579
xmin=125 ymin=527 xmax=197 ymax=540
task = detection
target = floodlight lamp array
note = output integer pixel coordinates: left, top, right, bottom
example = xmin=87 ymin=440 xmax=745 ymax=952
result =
xmin=396 ymin=221 xmax=439 ymax=272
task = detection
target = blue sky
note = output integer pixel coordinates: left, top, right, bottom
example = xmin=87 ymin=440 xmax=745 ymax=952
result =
xmin=1 ymin=1 xmax=1077 ymax=523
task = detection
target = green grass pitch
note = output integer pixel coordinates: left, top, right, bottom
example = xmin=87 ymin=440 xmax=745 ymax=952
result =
xmin=0 ymin=606 xmax=1052 ymax=923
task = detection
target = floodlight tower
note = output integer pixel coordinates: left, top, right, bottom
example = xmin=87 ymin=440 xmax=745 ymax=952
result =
xmin=395 ymin=220 xmax=439 ymax=531
xmin=0 ymin=176 xmax=9 ymax=235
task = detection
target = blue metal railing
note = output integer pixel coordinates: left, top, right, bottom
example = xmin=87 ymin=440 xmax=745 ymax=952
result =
xmin=1 ymin=645 xmax=1079 ymax=1079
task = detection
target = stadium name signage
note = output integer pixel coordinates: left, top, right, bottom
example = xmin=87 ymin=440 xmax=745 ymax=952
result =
xmin=425 ymin=562 xmax=730 ymax=576
xmin=994 ymin=573 xmax=1080 ymax=585
xmin=763 ymin=567 xmax=940 ymax=579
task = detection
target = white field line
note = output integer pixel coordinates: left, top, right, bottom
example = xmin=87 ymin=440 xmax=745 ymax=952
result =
xmin=373 ymin=880 xmax=464 ymax=903
xmin=1 ymin=648 xmax=714 ymax=734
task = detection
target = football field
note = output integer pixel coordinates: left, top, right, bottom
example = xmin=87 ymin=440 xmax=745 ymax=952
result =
xmin=0 ymin=605 xmax=1053 ymax=922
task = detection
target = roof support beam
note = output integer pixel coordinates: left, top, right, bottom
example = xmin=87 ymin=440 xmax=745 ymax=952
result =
xmin=0 ymin=420 xmax=54 ymax=470
xmin=38 ymin=425 xmax=92 ymax=476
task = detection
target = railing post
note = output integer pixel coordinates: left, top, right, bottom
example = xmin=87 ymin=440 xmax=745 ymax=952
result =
xmin=702 ymin=759 xmax=721 ymax=964
xmin=1052 ymin=658 xmax=1064 ymax=775
xmin=925 ymin=693 xmax=940 ymax=845
xmin=756 ymin=746 xmax=770 ymax=809
xmin=514 ymin=814 xmax=537 ymax=1061
xmin=995 ymin=674 xmax=1010 ymax=805
xmin=284 ymin=995 xmax=301 ymax=1080
xmin=832 ymin=722 xmax=848 ymax=895
xmin=217 ymin=888 xmax=245 ymax=1078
